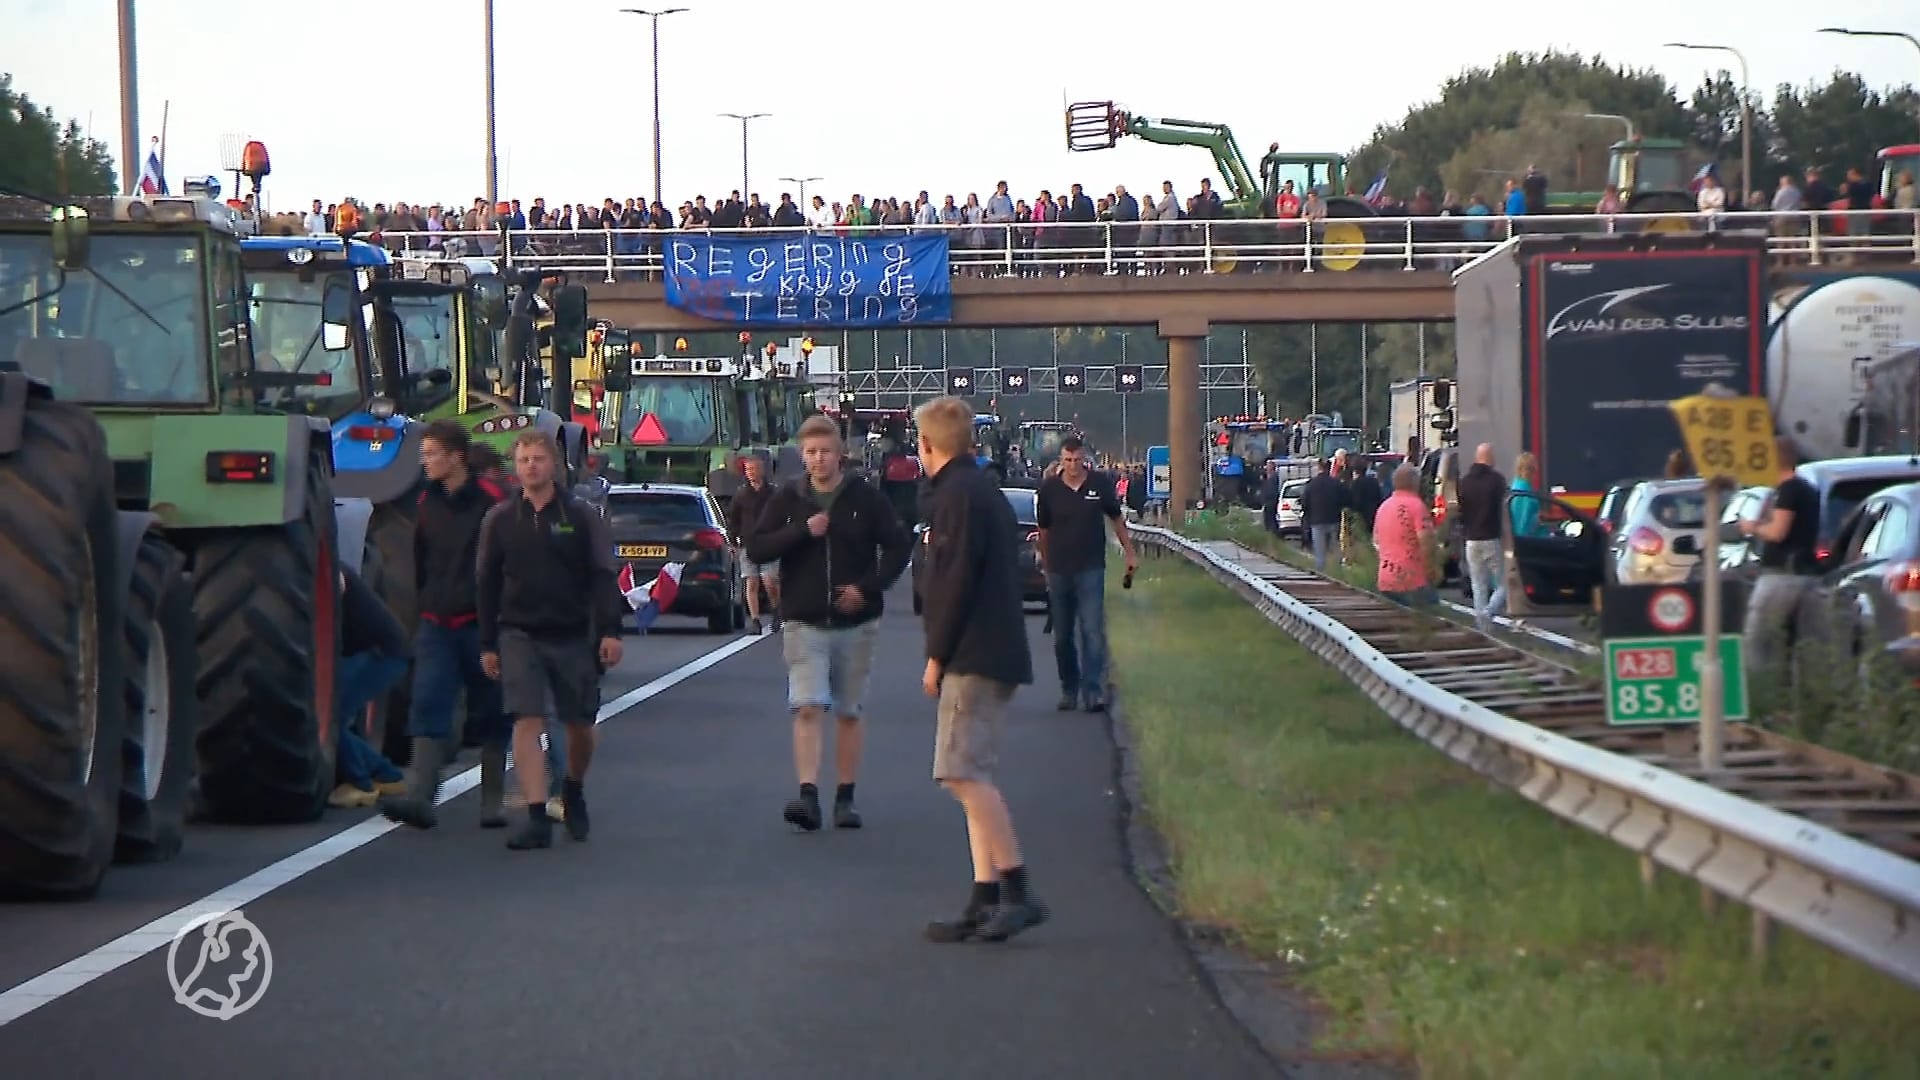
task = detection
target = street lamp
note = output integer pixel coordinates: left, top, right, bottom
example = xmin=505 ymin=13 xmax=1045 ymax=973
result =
xmin=720 ymin=112 xmax=770 ymax=198
xmin=780 ymin=175 xmax=823 ymax=208
xmin=620 ymin=7 xmax=689 ymax=210
xmin=1819 ymin=28 xmax=1920 ymax=140
xmin=1665 ymin=42 xmax=1752 ymax=199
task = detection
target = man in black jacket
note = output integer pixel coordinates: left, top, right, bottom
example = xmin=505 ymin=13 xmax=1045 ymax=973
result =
xmin=745 ymin=415 xmax=914 ymax=832
xmin=913 ymin=396 xmax=1046 ymax=944
xmin=381 ymin=419 xmax=510 ymax=831
xmin=1456 ymin=444 xmax=1510 ymax=633
xmin=726 ymin=455 xmax=780 ymax=634
xmin=1300 ymin=457 xmax=1349 ymax=572
xmin=477 ymin=430 xmax=628 ymax=850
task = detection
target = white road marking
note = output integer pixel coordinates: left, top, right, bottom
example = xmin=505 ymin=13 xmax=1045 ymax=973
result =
xmin=0 ymin=631 xmax=769 ymax=1027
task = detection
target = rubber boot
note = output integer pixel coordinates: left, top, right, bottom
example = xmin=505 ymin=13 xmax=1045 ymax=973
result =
xmin=377 ymin=736 xmax=446 ymax=830
xmin=478 ymin=745 xmax=508 ymax=829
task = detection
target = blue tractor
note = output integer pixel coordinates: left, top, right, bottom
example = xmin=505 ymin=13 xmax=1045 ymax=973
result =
xmin=1208 ymin=416 xmax=1284 ymax=508
xmin=973 ymin=413 xmax=1009 ymax=479
xmin=240 ymin=234 xmax=426 ymax=759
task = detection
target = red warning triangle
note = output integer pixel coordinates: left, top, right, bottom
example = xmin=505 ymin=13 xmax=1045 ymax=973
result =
xmin=631 ymin=412 xmax=669 ymax=445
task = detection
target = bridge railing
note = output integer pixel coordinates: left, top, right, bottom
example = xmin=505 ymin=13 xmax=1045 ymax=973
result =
xmin=368 ymin=208 xmax=1920 ymax=282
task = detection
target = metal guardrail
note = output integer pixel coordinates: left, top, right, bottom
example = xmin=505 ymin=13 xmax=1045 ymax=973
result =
xmin=1129 ymin=523 xmax=1920 ymax=989
xmin=360 ymin=208 xmax=1920 ymax=282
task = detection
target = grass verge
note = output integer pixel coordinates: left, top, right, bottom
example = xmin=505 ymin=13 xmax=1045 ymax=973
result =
xmin=1107 ymin=554 xmax=1920 ymax=1078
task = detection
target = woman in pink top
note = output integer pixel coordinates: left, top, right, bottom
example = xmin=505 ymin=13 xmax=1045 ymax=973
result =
xmin=1372 ymin=464 xmax=1438 ymax=606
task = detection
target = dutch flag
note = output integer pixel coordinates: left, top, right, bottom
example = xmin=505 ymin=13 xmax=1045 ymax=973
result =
xmin=1362 ymin=169 xmax=1389 ymax=206
xmin=138 ymin=137 xmax=167 ymax=196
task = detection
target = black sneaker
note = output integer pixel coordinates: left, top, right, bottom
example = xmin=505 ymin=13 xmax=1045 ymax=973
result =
xmin=748 ymin=618 xmax=764 ymax=635
xmin=1083 ymin=695 xmax=1107 ymax=713
xmin=783 ymin=787 xmax=822 ymax=832
xmin=925 ymin=908 xmax=988 ymax=943
xmin=561 ymin=779 xmax=590 ymax=841
xmin=976 ymin=897 xmax=1050 ymax=942
xmin=506 ymin=809 xmax=553 ymax=850
xmin=833 ymin=796 xmax=862 ymax=830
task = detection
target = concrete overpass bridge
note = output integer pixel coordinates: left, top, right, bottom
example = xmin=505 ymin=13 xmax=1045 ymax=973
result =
xmin=379 ymin=212 xmax=1914 ymax=512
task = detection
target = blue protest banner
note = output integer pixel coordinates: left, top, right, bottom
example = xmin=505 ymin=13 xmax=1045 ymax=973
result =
xmin=663 ymin=230 xmax=953 ymax=328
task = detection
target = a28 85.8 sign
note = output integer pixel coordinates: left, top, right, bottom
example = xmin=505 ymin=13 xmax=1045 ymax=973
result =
xmin=1669 ymin=393 xmax=1777 ymax=489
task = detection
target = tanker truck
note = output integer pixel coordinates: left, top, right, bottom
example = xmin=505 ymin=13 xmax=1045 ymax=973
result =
xmin=1766 ymin=272 xmax=1920 ymax=462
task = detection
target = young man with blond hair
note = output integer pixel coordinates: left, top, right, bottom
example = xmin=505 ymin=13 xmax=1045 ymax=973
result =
xmin=914 ymin=395 xmax=1046 ymax=942
xmin=476 ymin=430 xmax=627 ymax=850
xmin=746 ymin=415 xmax=914 ymax=831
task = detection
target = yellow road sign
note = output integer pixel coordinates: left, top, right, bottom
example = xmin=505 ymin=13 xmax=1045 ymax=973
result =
xmin=1669 ymin=393 xmax=1778 ymax=488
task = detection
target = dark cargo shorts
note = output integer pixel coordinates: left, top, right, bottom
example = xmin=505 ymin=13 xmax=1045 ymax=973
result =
xmin=498 ymin=627 xmax=600 ymax=727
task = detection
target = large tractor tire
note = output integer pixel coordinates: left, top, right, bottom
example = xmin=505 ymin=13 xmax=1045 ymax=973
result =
xmin=114 ymin=534 xmax=199 ymax=864
xmin=1315 ymin=198 xmax=1383 ymax=272
xmin=1626 ymin=190 xmax=1701 ymax=234
xmin=0 ymin=391 xmax=128 ymax=898
xmin=191 ymin=453 xmax=342 ymax=824
xmin=365 ymin=499 xmax=418 ymax=765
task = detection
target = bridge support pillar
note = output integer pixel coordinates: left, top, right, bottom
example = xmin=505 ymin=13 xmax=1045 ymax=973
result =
xmin=1161 ymin=318 xmax=1207 ymax=520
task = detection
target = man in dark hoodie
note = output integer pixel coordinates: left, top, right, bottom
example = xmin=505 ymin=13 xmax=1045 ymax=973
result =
xmin=746 ymin=415 xmax=914 ymax=832
xmin=1300 ymin=457 xmax=1348 ymax=572
xmin=380 ymin=420 xmax=510 ymax=831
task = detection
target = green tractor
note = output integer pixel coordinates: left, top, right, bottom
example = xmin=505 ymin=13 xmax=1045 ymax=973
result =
xmin=1545 ymin=136 xmax=1701 ymax=230
xmin=374 ymin=257 xmax=591 ymax=488
xmin=1065 ymin=100 xmax=1382 ymax=272
xmin=0 ymin=194 xmax=361 ymax=897
xmin=600 ymin=347 xmax=750 ymax=492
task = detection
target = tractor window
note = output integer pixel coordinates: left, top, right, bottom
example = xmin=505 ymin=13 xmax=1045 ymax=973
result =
xmin=621 ymin=376 xmax=720 ymax=445
xmin=384 ymin=292 xmax=460 ymax=387
xmin=738 ymin=385 xmax=767 ymax=444
xmin=247 ymin=270 xmax=365 ymax=419
xmin=0 ymin=231 xmax=215 ymax=405
xmin=1631 ymin=152 xmax=1688 ymax=194
xmin=1229 ymin=430 xmax=1275 ymax=461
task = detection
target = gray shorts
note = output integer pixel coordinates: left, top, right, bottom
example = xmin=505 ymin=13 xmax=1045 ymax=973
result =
xmin=782 ymin=620 xmax=879 ymax=717
xmin=498 ymin=627 xmax=599 ymax=727
xmin=741 ymin=557 xmax=779 ymax=581
xmin=933 ymin=673 xmax=1014 ymax=783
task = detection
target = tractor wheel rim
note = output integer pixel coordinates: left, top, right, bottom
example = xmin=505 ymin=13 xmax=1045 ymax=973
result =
xmin=142 ymin=611 xmax=169 ymax=801
xmin=77 ymin=538 xmax=101 ymax=787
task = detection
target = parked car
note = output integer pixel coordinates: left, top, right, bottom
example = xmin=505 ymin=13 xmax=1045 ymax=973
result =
xmin=1702 ymin=456 xmax=1920 ymax=585
xmin=911 ymin=486 xmax=1049 ymax=614
xmin=1793 ymin=481 xmax=1920 ymax=689
xmin=1596 ymin=477 xmax=1657 ymax=541
xmin=1501 ymin=488 xmax=1609 ymax=616
xmin=1275 ymin=477 xmax=1308 ymax=537
xmin=1607 ymin=479 xmax=1709 ymax=585
xmin=606 ymin=482 xmax=744 ymax=634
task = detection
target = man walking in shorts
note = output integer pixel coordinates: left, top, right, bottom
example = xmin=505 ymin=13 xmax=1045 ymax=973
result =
xmin=746 ymin=415 xmax=914 ymax=831
xmin=477 ymin=431 xmax=627 ymax=850
xmin=727 ymin=455 xmax=780 ymax=634
xmin=912 ymin=396 xmax=1046 ymax=942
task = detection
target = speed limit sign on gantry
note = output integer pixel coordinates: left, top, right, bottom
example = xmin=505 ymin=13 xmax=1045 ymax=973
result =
xmin=1058 ymin=365 xmax=1087 ymax=394
xmin=946 ymin=367 xmax=975 ymax=396
xmin=1115 ymin=364 xmax=1143 ymax=394
xmin=1001 ymin=366 xmax=1029 ymax=395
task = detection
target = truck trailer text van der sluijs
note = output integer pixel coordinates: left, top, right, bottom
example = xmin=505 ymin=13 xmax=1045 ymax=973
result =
xmin=1453 ymin=232 xmax=1765 ymax=509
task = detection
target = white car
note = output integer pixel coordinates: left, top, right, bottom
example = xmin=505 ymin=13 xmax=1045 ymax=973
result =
xmin=1276 ymin=478 xmax=1308 ymax=536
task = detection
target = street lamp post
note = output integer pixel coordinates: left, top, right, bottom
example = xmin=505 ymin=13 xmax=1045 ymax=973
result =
xmin=1665 ymin=42 xmax=1752 ymax=200
xmin=620 ymin=7 xmax=688 ymax=211
xmin=1819 ymin=28 xmax=1920 ymax=140
xmin=721 ymin=112 xmax=770 ymax=197
xmin=483 ymin=0 xmax=500 ymax=206
xmin=116 ymin=0 xmax=140 ymax=196
xmin=780 ymin=175 xmax=823 ymax=208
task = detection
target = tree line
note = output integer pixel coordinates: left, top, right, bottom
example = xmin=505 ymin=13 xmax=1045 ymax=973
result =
xmin=0 ymin=74 xmax=117 ymax=196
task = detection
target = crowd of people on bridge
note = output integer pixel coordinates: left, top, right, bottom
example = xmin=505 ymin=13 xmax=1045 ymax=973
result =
xmin=240 ymin=152 xmax=1916 ymax=280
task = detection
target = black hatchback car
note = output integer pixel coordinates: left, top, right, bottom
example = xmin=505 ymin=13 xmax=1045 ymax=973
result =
xmin=606 ymin=482 xmax=744 ymax=633
xmin=910 ymin=486 xmax=1049 ymax=614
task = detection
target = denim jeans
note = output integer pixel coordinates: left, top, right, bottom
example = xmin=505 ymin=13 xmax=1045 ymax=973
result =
xmin=410 ymin=620 xmax=508 ymax=748
xmin=1309 ymin=524 xmax=1339 ymax=572
xmin=1464 ymin=538 xmax=1506 ymax=632
xmin=1046 ymin=568 xmax=1109 ymax=702
xmin=337 ymin=653 xmax=409 ymax=789
xmin=1383 ymin=586 xmax=1439 ymax=608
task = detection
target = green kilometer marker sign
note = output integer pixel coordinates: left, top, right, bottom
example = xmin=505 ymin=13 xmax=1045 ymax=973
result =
xmin=1604 ymin=636 xmax=1750 ymax=726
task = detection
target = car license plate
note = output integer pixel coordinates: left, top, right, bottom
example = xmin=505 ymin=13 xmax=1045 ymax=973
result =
xmin=618 ymin=544 xmax=668 ymax=559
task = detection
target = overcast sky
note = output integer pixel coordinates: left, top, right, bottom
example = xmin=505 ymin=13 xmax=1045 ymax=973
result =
xmin=9 ymin=0 xmax=1919 ymax=211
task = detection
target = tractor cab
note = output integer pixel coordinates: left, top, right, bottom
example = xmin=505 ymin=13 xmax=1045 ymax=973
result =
xmin=238 ymin=235 xmax=386 ymax=424
xmin=1878 ymin=145 xmax=1920 ymax=201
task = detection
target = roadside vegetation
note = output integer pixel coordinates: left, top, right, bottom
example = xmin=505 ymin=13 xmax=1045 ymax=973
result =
xmin=1167 ymin=507 xmax=1920 ymax=773
xmin=1107 ymin=554 xmax=1920 ymax=1077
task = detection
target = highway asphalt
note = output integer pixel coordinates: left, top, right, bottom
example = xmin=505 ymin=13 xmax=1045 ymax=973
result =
xmin=0 ymin=592 xmax=1278 ymax=1077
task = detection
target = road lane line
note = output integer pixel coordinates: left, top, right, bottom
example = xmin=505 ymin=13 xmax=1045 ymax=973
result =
xmin=0 ymin=631 xmax=769 ymax=1027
